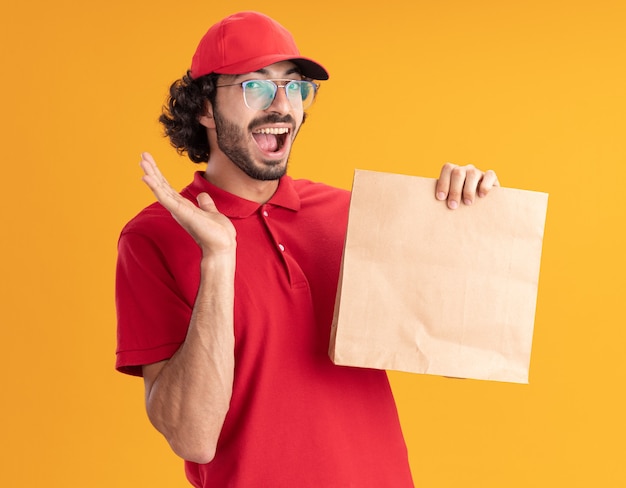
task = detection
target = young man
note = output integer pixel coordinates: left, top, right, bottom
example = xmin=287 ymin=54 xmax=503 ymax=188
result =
xmin=115 ymin=11 xmax=499 ymax=487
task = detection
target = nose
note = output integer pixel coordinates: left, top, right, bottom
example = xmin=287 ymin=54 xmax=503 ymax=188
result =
xmin=267 ymin=83 xmax=292 ymax=114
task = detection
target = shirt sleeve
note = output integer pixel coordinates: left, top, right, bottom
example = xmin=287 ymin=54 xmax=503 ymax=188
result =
xmin=115 ymin=227 xmax=193 ymax=376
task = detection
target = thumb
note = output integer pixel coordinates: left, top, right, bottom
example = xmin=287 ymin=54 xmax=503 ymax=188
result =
xmin=196 ymin=192 xmax=218 ymax=212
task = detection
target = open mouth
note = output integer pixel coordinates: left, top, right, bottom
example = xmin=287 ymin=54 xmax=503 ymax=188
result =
xmin=252 ymin=127 xmax=290 ymax=154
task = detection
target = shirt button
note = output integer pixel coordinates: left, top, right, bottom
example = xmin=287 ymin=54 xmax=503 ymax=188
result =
xmin=262 ymin=210 xmax=269 ymax=217
xmin=278 ymin=243 xmax=285 ymax=252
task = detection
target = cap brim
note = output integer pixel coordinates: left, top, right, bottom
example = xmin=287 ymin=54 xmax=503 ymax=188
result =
xmin=213 ymin=54 xmax=329 ymax=80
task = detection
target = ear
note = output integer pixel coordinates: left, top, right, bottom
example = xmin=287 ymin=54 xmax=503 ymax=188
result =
xmin=198 ymin=100 xmax=215 ymax=129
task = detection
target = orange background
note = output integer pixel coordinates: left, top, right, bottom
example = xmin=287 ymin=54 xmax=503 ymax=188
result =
xmin=1 ymin=0 xmax=625 ymax=486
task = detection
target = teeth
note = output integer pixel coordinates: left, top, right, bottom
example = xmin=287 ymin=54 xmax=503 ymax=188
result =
xmin=254 ymin=127 xmax=290 ymax=135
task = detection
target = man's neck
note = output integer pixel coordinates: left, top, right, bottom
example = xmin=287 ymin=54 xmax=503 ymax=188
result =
xmin=203 ymin=159 xmax=280 ymax=204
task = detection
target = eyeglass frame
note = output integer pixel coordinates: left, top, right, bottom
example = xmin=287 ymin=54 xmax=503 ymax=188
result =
xmin=215 ymin=78 xmax=320 ymax=111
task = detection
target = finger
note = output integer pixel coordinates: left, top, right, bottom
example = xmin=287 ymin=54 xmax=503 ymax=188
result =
xmin=140 ymin=152 xmax=169 ymax=191
xmin=477 ymin=169 xmax=500 ymax=197
xmin=139 ymin=153 xmax=181 ymax=204
xmin=447 ymin=164 xmax=469 ymax=210
xmin=139 ymin=152 xmax=159 ymax=181
xmin=139 ymin=151 xmax=156 ymax=170
xmin=139 ymin=154 xmax=197 ymax=224
xmin=435 ymin=163 xmax=454 ymax=202
xmin=461 ymin=165 xmax=483 ymax=206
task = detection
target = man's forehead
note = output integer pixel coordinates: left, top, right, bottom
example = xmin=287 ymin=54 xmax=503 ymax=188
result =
xmin=228 ymin=61 xmax=301 ymax=80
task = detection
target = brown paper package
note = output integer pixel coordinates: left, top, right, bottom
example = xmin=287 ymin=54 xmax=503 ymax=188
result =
xmin=329 ymin=169 xmax=549 ymax=384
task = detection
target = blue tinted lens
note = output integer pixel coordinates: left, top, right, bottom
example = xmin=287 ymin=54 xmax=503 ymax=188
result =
xmin=287 ymin=81 xmax=316 ymax=109
xmin=299 ymin=82 xmax=311 ymax=100
xmin=243 ymin=80 xmax=276 ymax=110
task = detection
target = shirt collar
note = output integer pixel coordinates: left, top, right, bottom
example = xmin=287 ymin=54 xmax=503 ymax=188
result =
xmin=182 ymin=172 xmax=301 ymax=219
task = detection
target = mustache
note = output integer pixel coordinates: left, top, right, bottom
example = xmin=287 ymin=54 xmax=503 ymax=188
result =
xmin=249 ymin=114 xmax=297 ymax=131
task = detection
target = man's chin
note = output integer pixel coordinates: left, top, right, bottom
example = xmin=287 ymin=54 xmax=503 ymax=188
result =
xmin=244 ymin=159 xmax=288 ymax=181
xmin=253 ymin=165 xmax=288 ymax=181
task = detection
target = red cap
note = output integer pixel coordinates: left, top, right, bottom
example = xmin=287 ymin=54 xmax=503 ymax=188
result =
xmin=190 ymin=11 xmax=329 ymax=80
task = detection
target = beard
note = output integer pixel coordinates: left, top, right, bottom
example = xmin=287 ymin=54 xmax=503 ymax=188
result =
xmin=213 ymin=108 xmax=302 ymax=181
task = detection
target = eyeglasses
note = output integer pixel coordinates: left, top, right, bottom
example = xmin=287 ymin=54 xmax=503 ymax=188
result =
xmin=216 ymin=79 xmax=320 ymax=111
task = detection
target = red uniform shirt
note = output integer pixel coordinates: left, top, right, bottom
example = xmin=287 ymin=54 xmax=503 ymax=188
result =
xmin=116 ymin=172 xmax=414 ymax=487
